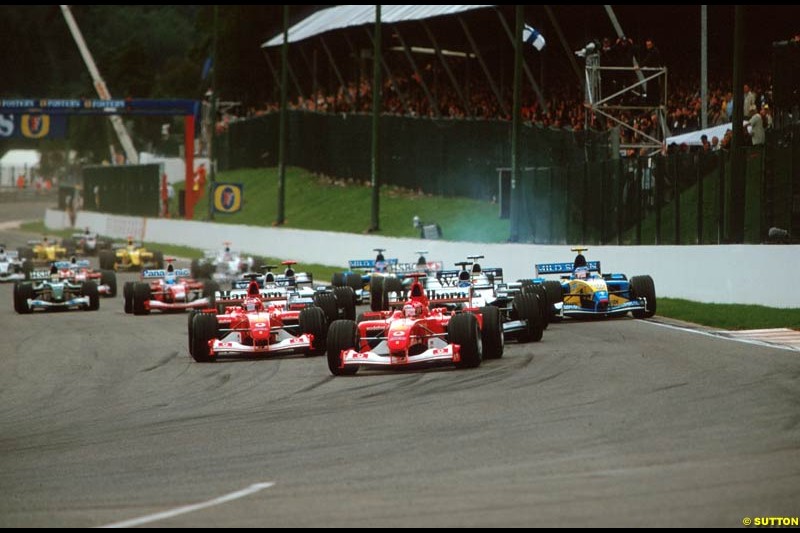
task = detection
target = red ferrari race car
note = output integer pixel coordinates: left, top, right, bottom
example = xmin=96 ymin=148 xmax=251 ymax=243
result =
xmin=326 ymin=273 xmax=504 ymax=375
xmin=123 ymin=260 xmax=218 ymax=315
xmin=188 ymin=276 xmax=327 ymax=362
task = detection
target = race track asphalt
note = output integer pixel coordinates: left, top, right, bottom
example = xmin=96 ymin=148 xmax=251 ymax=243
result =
xmin=1 ymin=202 xmax=798 ymax=527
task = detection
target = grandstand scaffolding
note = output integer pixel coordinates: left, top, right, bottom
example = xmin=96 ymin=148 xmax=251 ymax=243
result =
xmin=582 ymin=50 xmax=669 ymax=156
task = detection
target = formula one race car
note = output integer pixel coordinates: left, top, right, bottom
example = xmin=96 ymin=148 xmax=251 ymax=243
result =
xmin=13 ymin=264 xmax=100 ymax=313
xmin=51 ymin=258 xmax=117 ymax=297
xmin=63 ymin=228 xmax=112 ymax=256
xmin=17 ymin=236 xmax=69 ymax=265
xmin=231 ymin=262 xmax=356 ymax=324
xmin=532 ymin=247 xmax=656 ymax=319
xmin=188 ymin=276 xmax=328 ymax=362
xmin=331 ymin=248 xmax=400 ymax=306
xmin=325 ymin=273 xmax=504 ymax=375
xmin=99 ymin=236 xmax=164 ymax=271
xmin=123 ymin=261 xmax=217 ymax=315
xmin=191 ymin=242 xmax=255 ymax=283
xmin=427 ymin=255 xmax=545 ymax=343
xmin=0 ymin=245 xmax=31 ymax=282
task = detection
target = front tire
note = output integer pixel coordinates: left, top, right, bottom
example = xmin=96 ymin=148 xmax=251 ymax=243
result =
xmin=191 ymin=313 xmax=218 ymax=362
xmin=299 ymin=306 xmax=327 ymax=356
xmin=326 ymin=320 xmax=359 ymax=375
xmin=133 ymin=282 xmax=151 ymax=315
xmin=630 ymin=275 xmax=657 ymax=318
xmin=449 ymin=313 xmax=482 ymax=368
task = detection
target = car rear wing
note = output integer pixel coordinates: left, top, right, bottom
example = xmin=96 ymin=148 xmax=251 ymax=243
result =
xmin=54 ymin=260 xmax=91 ymax=269
xmin=426 ymin=286 xmax=471 ymax=306
xmin=347 ymin=258 xmax=399 ymax=271
xmin=215 ymin=288 xmax=289 ymax=303
xmin=3 ymin=250 xmax=19 ymax=259
xmin=29 ymin=269 xmax=53 ymax=280
xmin=535 ymin=261 xmax=601 ymax=276
xmin=143 ymin=268 xmax=191 ymax=279
xmin=394 ymin=260 xmax=444 ymax=274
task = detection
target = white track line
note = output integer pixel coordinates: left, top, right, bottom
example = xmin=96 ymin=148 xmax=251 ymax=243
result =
xmin=641 ymin=320 xmax=800 ymax=353
xmin=98 ymin=482 xmax=275 ymax=528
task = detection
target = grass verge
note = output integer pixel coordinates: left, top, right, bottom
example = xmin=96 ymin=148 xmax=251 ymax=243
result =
xmin=658 ymin=298 xmax=800 ymax=330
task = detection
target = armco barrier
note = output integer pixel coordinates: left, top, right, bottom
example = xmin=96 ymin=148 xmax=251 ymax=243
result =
xmin=46 ymin=208 xmax=799 ymax=308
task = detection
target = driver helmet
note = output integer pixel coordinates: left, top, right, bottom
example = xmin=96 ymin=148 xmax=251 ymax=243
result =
xmin=165 ymin=263 xmax=176 ymax=284
xmin=403 ymin=301 xmax=424 ymax=318
xmin=244 ymin=298 xmax=262 ymax=312
xmin=574 ymin=266 xmax=589 ymax=280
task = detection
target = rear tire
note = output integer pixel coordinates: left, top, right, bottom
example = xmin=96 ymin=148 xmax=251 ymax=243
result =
xmin=449 ymin=313 xmax=482 ymax=368
xmin=630 ymin=275 xmax=657 ymax=318
xmin=152 ymin=251 xmax=164 ymax=269
xmin=331 ymin=272 xmax=345 ymax=287
xmin=98 ymin=250 xmax=116 ymax=270
xmin=480 ymin=306 xmax=504 ymax=359
xmin=530 ymin=285 xmax=549 ymax=330
xmin=370 ymin=277 xmax=387 ymax=311
xmin=326 ymin=320 xmax=359 ymax=375
xmin=314 ymin=292 xmax=338 ymax=323
xmin=82 ymin=281 xmax=100 ymax=311
xmin=543 ymin=280 xmax=563 ymax=322
xmin=345 ymin=272 xmax=362 ymax=291
xmin=187 ymin=310 xmax=197 ymax=355
xmin=513 ymin=293 xmax=543 ymax=343
xmin=100 ymin=269 xmax=117 ymax=297
xmin=333 ymin=286 xmax=356 ymax=320
xmin=299 ymin=306 xmax=327 ymax=355
xmin=203 ymin=280 xmax=219 ymax=309
xmin=123 ymin=281 xmax=134 ymax=313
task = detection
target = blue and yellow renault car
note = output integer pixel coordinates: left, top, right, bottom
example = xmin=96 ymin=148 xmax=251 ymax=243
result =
xmin=532 ymin=248 xmax=656 ymax=319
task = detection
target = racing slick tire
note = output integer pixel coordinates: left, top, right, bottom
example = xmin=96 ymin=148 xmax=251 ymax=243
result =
xmin=190 ymin=259 xmax=202 ymax=279
xmin=22 ymin=260 xmax=33 ymax=280
xmin=333 ymin=286 xmax=357 ymax=320
xmin=480 ymin=306 xmax=504 ymax=359
xmin=123 ymin=281 xmax=134 ymax=313
xmin=345 ymin=272 xmax=363 ymax=292
xmin=630 ymin=275 xmax=657 ymax=319
xmin=62 ymin=238 xmax=76 ymax=257
xmin=100 ymin=269 xmax=117 ymax=297
xmin=513 ymin=292 xmax=543 ymax=343
xmin=314 ymin=292 xmax=338 ymax=323
xmin=299 ymin=306 xmax=328 ymax=356
xmin=543 ymin=280 xmax=563 ymax=322
xmin=449 ymin=312 xmax=482 ymax=369
xmin=370 ymin=277 xmax=388 ymax=312
xmin=326 ymin=320 xmax=359 ymax=376
xmin=202 ymin=280 xmax=219 ymax=310
xmin=132 ymin=282 xmax=151 ymax=315
xmin=331 ymin=272 xmax=345 ymax=287
xmin=82 ymin=281 xmax=100 ymax=311
xmin=13 ymin=281 xmax=33 ymax=314
xmin=187 ymin=310 xmax=197 ymax=355
xmin=98 ymin=250 xmax=116 ymax=270
xmin=383 ymin=277 xmax=404 ymax=306
xmin=530 ymin=284 xmax=550 ymax=330
xmin=191 ymin=312 xmax=218 ymax=362
xmin=152 ymin=251 xmax=164 ymax=269
xmin=18 ymin=247 xmax=34 ymax=264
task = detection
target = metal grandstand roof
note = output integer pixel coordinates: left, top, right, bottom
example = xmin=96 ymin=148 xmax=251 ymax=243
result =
xmin=261 ymin=5 xmax=495 ymax=48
